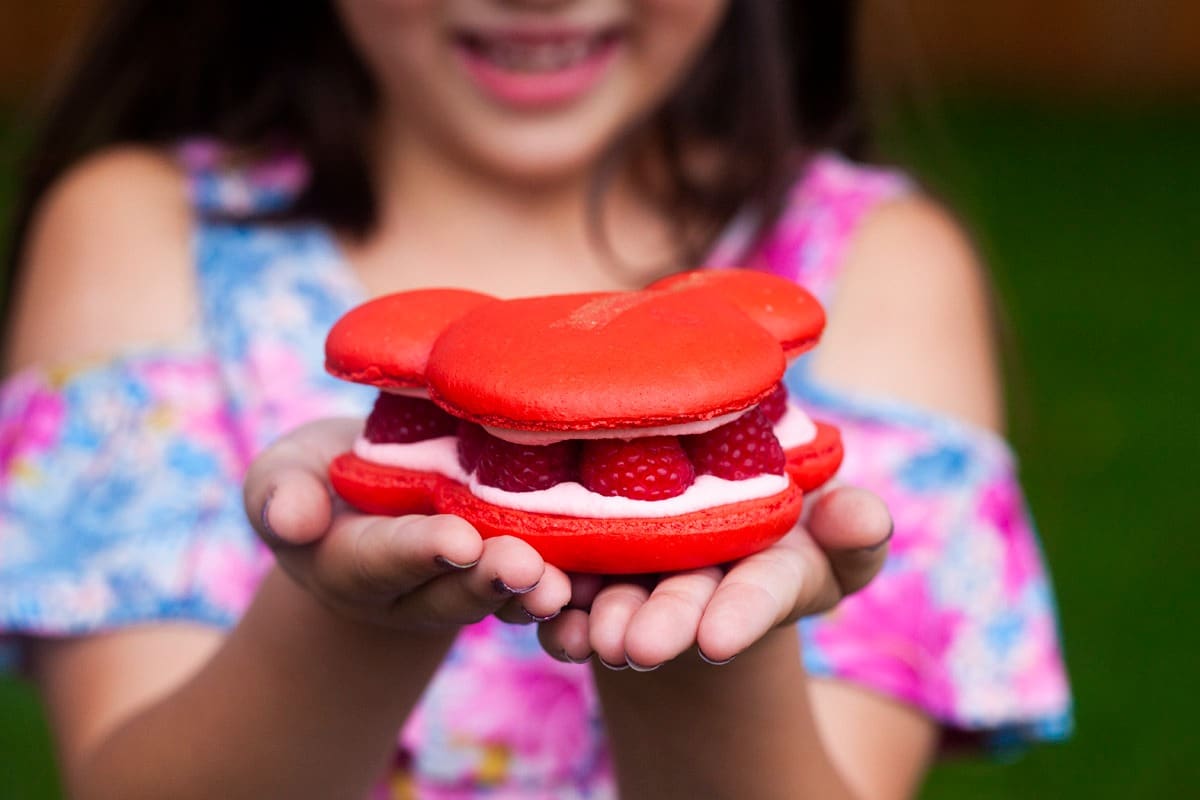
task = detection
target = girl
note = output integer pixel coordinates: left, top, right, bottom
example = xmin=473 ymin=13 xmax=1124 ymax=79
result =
xmin=0 ymin=1 xmax=1071 ymax=798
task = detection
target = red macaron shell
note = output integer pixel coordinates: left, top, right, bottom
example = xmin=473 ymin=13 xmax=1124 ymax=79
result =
xmin=435 ymin=481 xmax=804 ymax=574
xmin=784 ymin=421 xmax=844 ymax=492
xmin=648 ymin=270 xmax=826 ymax=357
xmin=329 ymin=452 xmax=447 ymax=516
xmin=426 ymin=290 xmax=785 ymax=433
xmin=325 ymin=288 xmax=496 ymax=388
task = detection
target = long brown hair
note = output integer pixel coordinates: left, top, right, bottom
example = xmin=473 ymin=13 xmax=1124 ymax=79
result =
xmin=4 ymin=1 xmax=865 ymax=307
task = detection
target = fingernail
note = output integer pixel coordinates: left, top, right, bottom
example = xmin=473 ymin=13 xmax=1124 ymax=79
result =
xmin=493 ymin=578 xmax=539 ymax=596
xmin=626 ymin=656 xmax=660 ymax=673
xmin=561 ymin=649 xmax=591 ymax=665
xmin=434 ymin=555 xmax=478 ymax=571
xmin=864 ymin=522 xmax=895 ymax=553
xmin=698 ymin=650 xmax=736 ymax=666
xmin=598 ymin=658 xmax=629 ymax=671
xmin=259 ymin=491 xmax=287 ymax=547
xmin=522 ymin=607 xmax=560 ymax=623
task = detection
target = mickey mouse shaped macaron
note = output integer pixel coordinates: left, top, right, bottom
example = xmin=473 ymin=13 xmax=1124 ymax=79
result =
xmin=324 ymin=270 xmax=843 ymax=574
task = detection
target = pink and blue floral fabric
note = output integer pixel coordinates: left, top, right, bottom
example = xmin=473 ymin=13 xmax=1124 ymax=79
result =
xmin=0 ymin=146 xmax=1071 ymax=798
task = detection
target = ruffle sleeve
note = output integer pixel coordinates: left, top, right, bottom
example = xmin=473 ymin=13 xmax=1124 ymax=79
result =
xmin=0 ymin=347 xmax=272 ymax=670
xmin=788 ymin=361 xmax=1073 ymax=753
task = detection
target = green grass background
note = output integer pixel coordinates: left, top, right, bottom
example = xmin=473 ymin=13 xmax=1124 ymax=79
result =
xmin=1 ymin=97 xmax=1198 ymax=798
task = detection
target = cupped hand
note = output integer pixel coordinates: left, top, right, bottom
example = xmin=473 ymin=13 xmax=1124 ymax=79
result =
xmin=243 ymin=418 xmax=571 ymax=632
xmin=537 ymin=487 xmax=892 ymax=669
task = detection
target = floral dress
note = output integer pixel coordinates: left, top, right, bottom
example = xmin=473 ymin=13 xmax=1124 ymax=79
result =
xmin=0 ymin=143 xmax=1072 ymax=798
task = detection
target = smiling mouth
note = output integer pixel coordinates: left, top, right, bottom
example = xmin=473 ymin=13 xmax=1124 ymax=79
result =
xmin=455 ymin=28 xmax=624 ymax=73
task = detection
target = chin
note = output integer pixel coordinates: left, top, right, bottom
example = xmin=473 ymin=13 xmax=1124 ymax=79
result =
xmin=452 ymin=117 xmax=629 ymax=189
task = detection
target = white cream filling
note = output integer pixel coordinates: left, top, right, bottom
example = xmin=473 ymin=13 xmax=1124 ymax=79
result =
xmin=775 ymin=403 xmax=817 ymax=449
xmin=483 ymin=408 xmax=747 ymax=445
xmin=353 ymin=433 xmax=787 ymax=517
xmin=380 ymin=386 xmax=431 ymax=398
xmin=353 ymin=436 xmax=469 ymax=483
xmin=353 ymin=399 xmax=816 ymax=517
xmin=467 ymin=473 xmax=789 ymax=518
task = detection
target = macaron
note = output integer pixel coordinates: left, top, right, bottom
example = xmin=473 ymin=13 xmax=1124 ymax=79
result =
xmin=326 ymin=289 xmax=493 ymax=516
xmin=647 ymin=269 xmax=827 ymax=357
xmin=325 ymin=271 xmax=843 ymax=573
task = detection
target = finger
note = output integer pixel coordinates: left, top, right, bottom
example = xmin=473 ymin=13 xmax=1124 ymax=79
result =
xmin=257 ymin=468 xmax=336 ymax=548
xmin=797 ymin=479 xmax=838 ymax=526
xmin=806 ymin=487 xmax=892 ymax=596
xmin=245 ymin=417 xmax=362 ymax=546
xmin=391 ymin=535 xmax=547 ymax=627
xmin=588 ymin=582 xmax=652 ymax=669
xmin=696 ymin=531 xmax=826 ymax=663
xmin=494 ymin=563 xmax=572 ymax=624
xmin=566 ymin=573 xmax=606 ymax=610
xmin=623 ymin=567 xmax=723 ymax=670
xmin=298 ymin=513 xmax=484 ymax=599
xmin=538 ymin=609 xmax=593 ymax=663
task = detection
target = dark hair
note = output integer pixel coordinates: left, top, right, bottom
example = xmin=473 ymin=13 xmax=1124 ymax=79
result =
xmin=5 ymin=0 xmax=864 ymax=303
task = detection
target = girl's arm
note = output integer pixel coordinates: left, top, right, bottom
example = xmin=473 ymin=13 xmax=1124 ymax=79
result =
xmin=567 ymin=498 xmax=914 ymax=800
xmin=552 ymin=195 xmax=998 ymax=800
xmin=11 ymin=149 xmax=569 ymax=799
xmin=31 ymin=570 xmax=457 ymax=800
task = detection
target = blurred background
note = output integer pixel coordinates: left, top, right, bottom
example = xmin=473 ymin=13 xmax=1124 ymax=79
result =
xmin=2 ymin=1 xmax=1197 ymax=798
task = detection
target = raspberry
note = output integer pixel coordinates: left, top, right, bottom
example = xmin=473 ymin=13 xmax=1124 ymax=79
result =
xmin=456 ymin=420 xmax=490 ymax=473
xmin=363 ymin=392 xmax=458 ymax=444
xmin=758 ymin=381 xmax=789 ymax=424
xmin=474 ymin=435 xmax=580 ymax=492
xmin=683 ymin=408 xmax=785 ymax=480
xmin=579 ymin=436 xmax=696 ymax=501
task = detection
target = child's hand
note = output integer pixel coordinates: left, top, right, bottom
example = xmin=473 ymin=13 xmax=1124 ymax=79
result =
xmin=537 ymin=487 xmax=891 ymax=670
xmin=243 ymin=418 xmax=572 ymax=632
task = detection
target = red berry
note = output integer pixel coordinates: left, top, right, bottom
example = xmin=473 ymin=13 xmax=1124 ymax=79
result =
xmin=683 ymin=408 xmax=785 ymax=480
xmin=758 ymin=381 xmax=789 ymax=424
xmin=579 ymin=436 xmax=696 ymax=501
xmin=363 ymin=392 xmax=458 ymax=444
xmin=474 ymin=435 xmax=579 ymax=492
xmin=456 ymin=421 xmax=490 ymax=472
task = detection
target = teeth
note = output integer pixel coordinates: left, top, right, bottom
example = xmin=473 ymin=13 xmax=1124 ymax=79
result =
xmin=482 ymin=37 xmax=599 ymax=72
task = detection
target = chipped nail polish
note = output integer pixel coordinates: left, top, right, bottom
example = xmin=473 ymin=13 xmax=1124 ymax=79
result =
xmin=259 ymin=492 xmax=287 ymax=547
xmin=493 ymin=577 xmax=539 ymax=596
xmin=561 ymin=650 xmax=591 ymax=665
xmin=864 ymin=522 xmax=895 ymax=553
xmin=625 ymin=657 xmax=660 ymax=673
xmin=698 ymin=650 xmax=736 ymax=666
xmin=434 ymin=555 xmax=478 ymax=570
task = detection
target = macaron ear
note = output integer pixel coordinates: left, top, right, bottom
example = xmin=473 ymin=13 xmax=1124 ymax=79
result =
xmin=326 ymin=288 xmax=497 ymax=388
xmin=648 ymin=270 xmax=826 ymax=358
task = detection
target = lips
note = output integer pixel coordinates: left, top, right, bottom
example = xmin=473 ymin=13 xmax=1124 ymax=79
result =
xmin=456 ymin=29 xmax=622 ymax=73
xmin=452 ymin=26 xmax=624 ymax=108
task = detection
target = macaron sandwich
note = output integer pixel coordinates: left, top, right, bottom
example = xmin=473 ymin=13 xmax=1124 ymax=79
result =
xmin=324 ymin=270 xmax=842 ymax=574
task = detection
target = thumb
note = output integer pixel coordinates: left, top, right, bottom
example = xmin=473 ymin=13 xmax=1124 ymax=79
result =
xmin=245 ymin=418 xmax=360 ymax=547
xmin=804 ymin=486 xmax=892 ymax=597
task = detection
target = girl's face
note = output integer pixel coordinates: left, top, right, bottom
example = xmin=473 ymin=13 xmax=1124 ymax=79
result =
xmin=336 ymin=0 xmax=728 ymax=184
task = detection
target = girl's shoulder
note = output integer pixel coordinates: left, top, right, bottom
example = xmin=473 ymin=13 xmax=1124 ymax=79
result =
xmin=6 ymin=145 xmax=195 ymax=375
xmin=715 ymin=152 xmax=1001 ymax=431
xmin=805 ymin=170 xmax=1002 ymax=432
xmin=711 ymin=152 xmax=915 ymax=299
xmin=7 ymin=138 xmax=336 ymax=376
